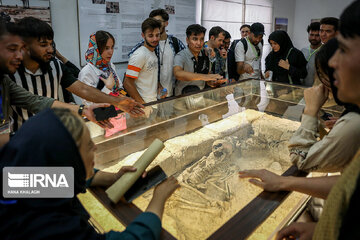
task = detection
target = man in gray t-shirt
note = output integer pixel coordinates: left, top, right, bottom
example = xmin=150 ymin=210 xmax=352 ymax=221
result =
xmin=301 ymin=22 xmax=322 ymax=87
xmin=173 ymin=24 xmax=224 ymax=96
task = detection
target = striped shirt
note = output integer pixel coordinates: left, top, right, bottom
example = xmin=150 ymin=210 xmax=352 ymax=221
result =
xmin=9 ymin=59 xmax=77 ymax=130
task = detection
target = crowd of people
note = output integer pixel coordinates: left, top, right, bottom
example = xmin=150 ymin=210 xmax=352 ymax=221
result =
xmin=0 ymin=0 xmax=360 ymax=239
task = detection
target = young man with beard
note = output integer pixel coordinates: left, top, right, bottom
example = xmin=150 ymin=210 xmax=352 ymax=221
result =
xmin=124 ymin=18 xmax=161 ymax=104
xmin=128 ymin=9 xmax=186 ymax=98
xmin=10 ymin=17 xmax=144 ymax=130
xmin=235 ymin=22 xmax=265 ymax=81
xmin=0 ymin=20 xmax=112 ymax=146
xmin=301 ymin=22 xmax=322 ymax=86
xmin=173 ymin=24 xmax=224 ymax=96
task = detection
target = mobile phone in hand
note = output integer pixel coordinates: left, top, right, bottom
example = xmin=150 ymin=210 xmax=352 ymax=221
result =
xmin=124 ymin=166 xmax=167 ymax=203
xmin=93 ymin=105 xmax=117 ymax=121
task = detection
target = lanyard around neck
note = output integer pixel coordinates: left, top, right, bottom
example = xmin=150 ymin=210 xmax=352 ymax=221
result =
xmin=247 ymin=37 xmax=260 ymax=60
xmin=160 ymin=38 xmax=168 ymax=66
xmin=307 ymin=45 xmax=322 ymax=61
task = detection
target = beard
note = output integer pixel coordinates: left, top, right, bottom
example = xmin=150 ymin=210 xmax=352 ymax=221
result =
xmin=310 ymin=39 xmax=321 ymax=46
xmin=30 ymin=53 xmax=51 ymax=74
xmin=145 ymin=38 xmax=158 ymax=48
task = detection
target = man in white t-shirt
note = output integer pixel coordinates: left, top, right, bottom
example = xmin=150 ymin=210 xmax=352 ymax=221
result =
xmin=235 ymin=22 xmax=264 ymax=81
xmin=128 ymin=9 xmax=186 ymax=98
xmin=124 ymin=18 xmax=161 ymax=104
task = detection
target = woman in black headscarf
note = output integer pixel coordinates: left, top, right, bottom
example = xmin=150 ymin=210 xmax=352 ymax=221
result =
xmin=265 ymin=30 xmax=308 ymax=85
xmin=0 ymin=108 xmax=179 ymax=240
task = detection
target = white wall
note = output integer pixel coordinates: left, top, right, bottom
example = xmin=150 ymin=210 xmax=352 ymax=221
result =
xmin=273 ymin=0 xmax=296 ymax=39
xmin=50 ymin=0 xmax=128 ymax=75
xmin=50 ymin=0 xmax=80 ymax=67
xmin=292 ymin=0 xmax=353 ymax=49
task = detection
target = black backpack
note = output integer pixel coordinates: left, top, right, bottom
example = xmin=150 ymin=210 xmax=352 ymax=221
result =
xmin=227 ymin=38 xmax=263 ymax=80
xmin=170 ymin=36 xmax=180 ymax=54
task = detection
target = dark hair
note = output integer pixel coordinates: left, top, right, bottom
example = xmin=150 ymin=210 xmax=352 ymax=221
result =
xmin=149 ymin=8 xmax=169 ymax=21
xmin=141 ymin=18 xmax=162 ymax=34
xmin=0 ymin=20 xmax=22 ymax=39
xmin=315 ymin=38 xmax=337 ymax=89
xmin=95 ymin=30 xmax=115 ymax=54
xmin=320 ymin=17 xmax=339 ymax=32
xmin=315 ymin=37 xmax=360 ymax=114
xmin=240 ymin=24 xmax=251 ymax=31
xmin=339 ymin=0 xmax=360 ymax=38
xmin=186 ymin=24 xmax=206 ymax=38
xmin=224 ymin=30 xmax=231 ymax=39
xmin=209 ymin=26 xmax=225 ymax=39
xmin=17 ymin=17 xmax=53 ymax=40
xmin=307 ymin=22 xmax=320 ymax=33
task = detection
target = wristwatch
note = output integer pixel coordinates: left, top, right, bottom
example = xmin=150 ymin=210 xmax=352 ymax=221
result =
xmin=78 ymin=104 xmax=85 ymax=117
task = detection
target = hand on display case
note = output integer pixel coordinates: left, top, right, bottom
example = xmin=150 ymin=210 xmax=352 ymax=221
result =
xmin=202 ymin=73 xmax=224 ymax=82
xmin=276 ymin=222 xmax=316 ymax=240
xmin=238 ymin=169 xmax=286 ymax=192
xmin=303 ymin=84 xmax=329 ymax=117
xmin=207 ymin=78 xmax=228 ymax=88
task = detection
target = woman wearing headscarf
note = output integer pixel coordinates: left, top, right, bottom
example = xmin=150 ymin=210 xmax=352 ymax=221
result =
xmin=78 ymin=31 xmax=127 ymax=105
xmin=79 ymin=31 xmax=130 ymax=136
xmin=239 ymin=39 xmax=360 ymax=240
xmin=0 ymin=108 xmax=179 ymax=240
xmin=265 ymin=30 xmax=307 ymax=85
xmin=288 ymin=38 xmax=360 ymax=173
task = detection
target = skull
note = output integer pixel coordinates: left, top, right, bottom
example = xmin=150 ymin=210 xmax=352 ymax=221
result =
xmin=212 ymin=140 xmax=234 ymax=158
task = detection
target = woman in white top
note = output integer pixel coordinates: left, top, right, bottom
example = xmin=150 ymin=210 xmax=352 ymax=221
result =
xmin=79 ymin=31 xmax=126 ymax=105
xmin=79 ymin=31 xmax=128 ymax=136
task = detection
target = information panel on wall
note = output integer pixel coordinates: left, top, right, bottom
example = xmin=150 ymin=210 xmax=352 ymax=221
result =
xmin=78 ymin=0 xmax=195 ymax=66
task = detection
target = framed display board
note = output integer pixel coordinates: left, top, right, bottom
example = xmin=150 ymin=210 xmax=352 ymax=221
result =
xmin=77 ymin=0 xmax=195 ymax=65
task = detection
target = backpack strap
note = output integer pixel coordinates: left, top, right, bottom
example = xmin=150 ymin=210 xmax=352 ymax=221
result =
xmin=240 ymin=38 xmax=248 ymax=54
xmin=171 ymin=36 xmax=180 ymax=54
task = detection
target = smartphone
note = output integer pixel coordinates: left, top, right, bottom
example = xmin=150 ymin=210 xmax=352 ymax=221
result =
xmin=124 ymin=165 xmax=167 ymax=203
xmin=93 ymin=105 xmax=117 ymax=121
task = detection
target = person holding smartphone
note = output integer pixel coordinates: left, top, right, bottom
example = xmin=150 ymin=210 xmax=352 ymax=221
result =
xmin=79 ymin=31 xmax=127 ymax=105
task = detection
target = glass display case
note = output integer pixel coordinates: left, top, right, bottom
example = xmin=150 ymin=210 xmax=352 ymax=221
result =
xmin=82 ymin=80 xmax=343 ymax=240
